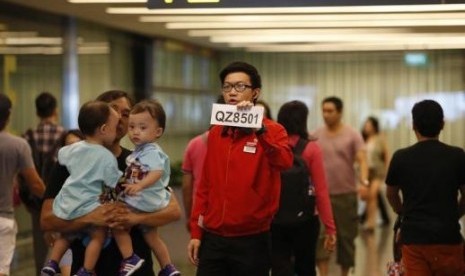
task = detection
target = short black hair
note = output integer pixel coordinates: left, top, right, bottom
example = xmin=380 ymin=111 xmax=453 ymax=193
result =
xmin=322 ymin=96 xmax=343 ymax=112
xmin=219 ymin=61 xmax=262 ymax=90
xmin=35 ymin=92 xmax=57 ymax=118
xmin=412 ymin=99 xmax=444 ymax=137
xmin=131 ymin=99 xmax=166 ymax=134
xmin=0 ymin=93 xmax=12 ymax=131
xmin=278 ymin=100 xmax=309 ymax=140
xmin=78 ymin=101 xmax=112 ymax=136
xmin=96 ymin=90 xmax=134 ymax=107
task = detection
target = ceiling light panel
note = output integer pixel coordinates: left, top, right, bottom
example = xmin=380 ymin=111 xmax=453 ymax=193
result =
xmin=188 ymin=28 xmax=411 ymax=37
xmin=243 ymin=41 xmax=465 ymax=52
xmin=141 ymin=13 xmax=465 ymax=23
xmin=3 ymin=37 xmax=63 ymax=45
xmin=107 ymin=4 xmax=465 ymax=15
xmin=166 ymin=19 xmax=465 ymax=29
xmin=210 ymin=33 xmax=465 ymax=44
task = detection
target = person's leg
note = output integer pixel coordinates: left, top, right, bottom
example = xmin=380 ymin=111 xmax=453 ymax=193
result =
xmin=428 ymin=244 xmax=465 ymax=275
xmin=196 ymin=232 xmax=231 ymax=276
xmin=113 ymin=228 xmax=134 ymax=259
xmin=0 ymin=217 xmax=17 ymax=276
xmin=47 ymin=237 xmax=70 ymax=263
xmin=143 ymin=228 xmax=171 ymax=267
xmin=293 ymin=217 xmax=320 ymax=276
xmin=377 ymin=191 xmax=391 ymax=226
xmin=332 ymin=194 xmax=358 ymax=276
xmin=271 ymin=224 xmax=293 ymax=276
xmin=402 ymin=244 xmax=433 ymax=276
xmin=31 ymin=208 xmax=48 ymax=275
xmin=83 ymin=227 xmax=106 ymax=271
xmin=316 ymin=218 xmax=331 ymax=276
xmin=364 ymin=179 xmax=381 ymax=230
xmin=229 ymin=232 xmax=271 ymax=276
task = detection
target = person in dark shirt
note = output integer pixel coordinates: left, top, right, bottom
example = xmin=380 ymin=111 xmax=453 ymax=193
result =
xmin=40 ymin=91 xmax=181 ymax=276
xmin=386 ymin=99 xmax=465 ymax=276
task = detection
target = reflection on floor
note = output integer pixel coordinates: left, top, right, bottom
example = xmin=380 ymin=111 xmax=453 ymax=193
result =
xmin=12 ymin=188 xmax=397 ymax=276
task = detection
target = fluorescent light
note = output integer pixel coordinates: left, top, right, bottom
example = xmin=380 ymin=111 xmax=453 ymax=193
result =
xmin=107 ymin=4 xmax=465 ymax=15
xmin=0 ymin=42 xmax=110 ymax=55
xmin=3 ymin=37 xmax=63 ymax=45
xmin=241 ymin=41 xmax=465 ymax=52
xmin=141 ymin=12 xmax=465 ymax=23
xmin=0 ymin=46 xmax=62 ymax=55
xmin=211 ymin=33 xmax=465 ymax=44
xmin=188 ymin=0 xmax=219 ymax=2
xmin=166 ymin=19 xmax=465 ymax=29
xmin=188 ymin=28 xmax=410 ymax=37
xmin=69 ymin=0 xmax=145 ymax=3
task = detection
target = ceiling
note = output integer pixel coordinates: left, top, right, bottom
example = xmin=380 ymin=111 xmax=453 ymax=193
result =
xmin=3 ymin=0 xmax=465 ymax=52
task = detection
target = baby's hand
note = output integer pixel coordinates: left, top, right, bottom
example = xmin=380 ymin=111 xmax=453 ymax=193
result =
xmin=123 ymin=183 xmax=143 ymax=196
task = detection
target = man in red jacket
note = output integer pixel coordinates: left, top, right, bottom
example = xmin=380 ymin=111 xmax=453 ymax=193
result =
xmin=187 ymin=61 xmax=293 ymax=276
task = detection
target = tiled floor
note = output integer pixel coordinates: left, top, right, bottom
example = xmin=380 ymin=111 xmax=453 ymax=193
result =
xmin=11 ymin=188 xmax=397 ymax=276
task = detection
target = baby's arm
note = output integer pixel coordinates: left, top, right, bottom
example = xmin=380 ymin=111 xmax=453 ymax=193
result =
xmin=123 ymin=170 xmax=162 ymax=195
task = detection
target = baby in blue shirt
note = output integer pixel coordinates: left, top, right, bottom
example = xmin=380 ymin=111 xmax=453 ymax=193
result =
xmin=41 ymin=101 xmax=144 ymax=276
xmin=114 ymin=99 xmax=180 ymax=276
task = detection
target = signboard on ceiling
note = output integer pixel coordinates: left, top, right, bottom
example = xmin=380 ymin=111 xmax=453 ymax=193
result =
xmin=148 ymin=0 xmax=465 ymax=9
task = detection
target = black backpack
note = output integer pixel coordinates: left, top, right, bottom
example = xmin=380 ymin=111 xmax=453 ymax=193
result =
xmin=273 ymin=138 xmax=315 ymax=225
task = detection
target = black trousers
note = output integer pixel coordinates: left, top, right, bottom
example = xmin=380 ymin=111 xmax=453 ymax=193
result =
xmin=30 ymin=207 xmax=48 ymax=276
xmin=271 ymin=216 xmax=320 ymax=276
xmin=197 ymin=231 xmax=271 ymax=276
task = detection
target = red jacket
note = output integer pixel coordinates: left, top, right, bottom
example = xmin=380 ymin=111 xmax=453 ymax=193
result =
xmin=190 ymin=118 xmax=293 ymax=239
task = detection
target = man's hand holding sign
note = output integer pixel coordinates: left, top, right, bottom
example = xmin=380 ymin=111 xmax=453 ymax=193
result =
xmin=210 ymin=102 xmax=264 ymax=130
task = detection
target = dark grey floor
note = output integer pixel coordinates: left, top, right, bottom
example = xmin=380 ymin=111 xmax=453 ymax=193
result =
xmin=11 ymin=188 xmax=396 ymax=276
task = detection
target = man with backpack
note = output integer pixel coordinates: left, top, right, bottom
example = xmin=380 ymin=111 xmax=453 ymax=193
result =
xmin=21 ymin=92 xmax=65 ymax=275
xmin=272 ymin=100 xmax=336 ymax=276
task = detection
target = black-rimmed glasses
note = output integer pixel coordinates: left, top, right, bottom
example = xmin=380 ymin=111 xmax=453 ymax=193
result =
xmin=221 ymin=82 xmax=253 ymax=93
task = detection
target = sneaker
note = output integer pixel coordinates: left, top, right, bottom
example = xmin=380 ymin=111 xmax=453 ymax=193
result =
xmin=41 ymin=260 xmax=60 ymax=276
xmin=73 ymin=267 xmax=95 ymax=276
xmin=119 ymin=254 xmax=145 ymax=276
xmin=158 ymin=264 xmax=181 ymax=276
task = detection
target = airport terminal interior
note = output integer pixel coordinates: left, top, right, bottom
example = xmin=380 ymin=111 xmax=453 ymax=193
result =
xmin=1 ymin=0 xmax=465 ymax=275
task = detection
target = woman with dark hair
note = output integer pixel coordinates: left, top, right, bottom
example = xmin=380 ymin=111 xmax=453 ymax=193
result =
xmin=360 ymin=116 xmax=390 ymax=231
xmin=272 ymin=100 xmax=336 ymax=276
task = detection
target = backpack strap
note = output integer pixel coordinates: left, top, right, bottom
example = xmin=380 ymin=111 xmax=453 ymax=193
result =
xmin=293 ymin=138 xmax=309 ymax=156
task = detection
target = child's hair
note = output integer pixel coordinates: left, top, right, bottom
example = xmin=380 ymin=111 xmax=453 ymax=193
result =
xmin=78 ymin=100 xmax=112 ymax=136
xmin=131 ymin=99 xmax=166 ymax=134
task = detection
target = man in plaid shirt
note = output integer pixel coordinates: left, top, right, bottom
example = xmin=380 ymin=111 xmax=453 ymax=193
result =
xmin=22 ymin=92 xmax=65 ymax=275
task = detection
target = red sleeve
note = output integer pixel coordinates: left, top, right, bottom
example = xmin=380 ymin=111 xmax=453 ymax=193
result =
xmin=256 ymin=119 xmax=293 ymax=171
xmin=303 ymin=142 xmax=336 ymax=235
xmin=189 ymin=128 xmax=220 ymax=239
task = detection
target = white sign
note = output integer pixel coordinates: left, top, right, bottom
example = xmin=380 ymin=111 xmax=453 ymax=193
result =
xmin=210 ymin=104 xmax=264 ymax=128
